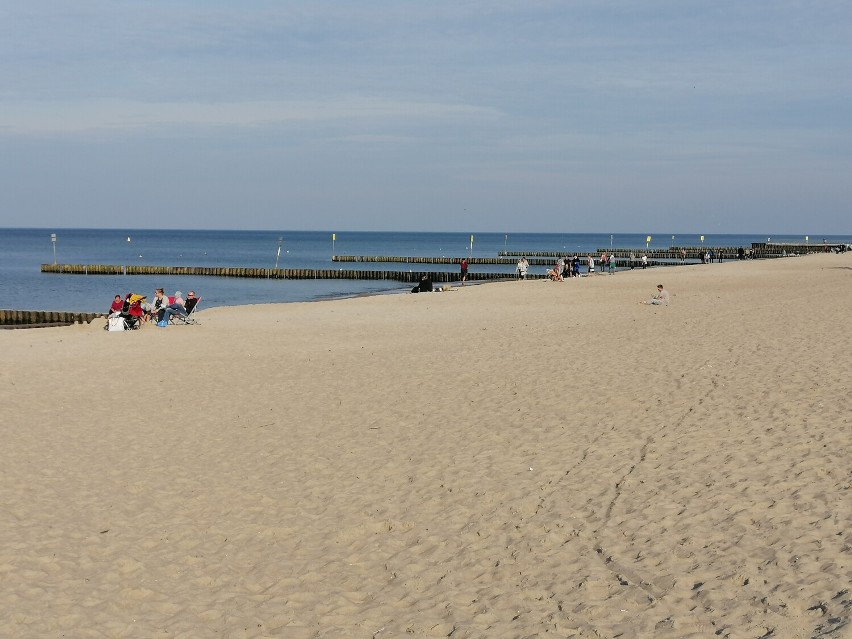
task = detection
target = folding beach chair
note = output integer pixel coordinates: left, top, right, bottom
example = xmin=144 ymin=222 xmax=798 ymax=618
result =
xmin=169 ymin=296 xmax=201 ymax=325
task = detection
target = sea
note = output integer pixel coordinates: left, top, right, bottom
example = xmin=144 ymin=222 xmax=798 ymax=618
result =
xmin=1 ymin=228 xmax=849 ymax=313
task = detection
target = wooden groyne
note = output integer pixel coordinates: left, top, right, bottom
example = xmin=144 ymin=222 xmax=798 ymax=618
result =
xmin=501 ymin=243 xmax=847 ymax=260
xmin=333 ymin=256 xmax=515 ymax=265
xmin=40 ymin=264 xmax=536 ymax=283
xmin=501 ymin=247 xmax=738 ymax=259
xmin=43 ymin=240 xmax=843 ymax=287
xmin=753 ymin=242 xmax=846 ymax=255
xmin=333 ymin=255 xmax=582 ymax=266
xmin=0 ymin=309 xmax=103 ymax=328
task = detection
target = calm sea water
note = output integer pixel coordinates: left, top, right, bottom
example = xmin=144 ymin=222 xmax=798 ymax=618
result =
xmin=1 ymin=228 xmax=848 ymax=312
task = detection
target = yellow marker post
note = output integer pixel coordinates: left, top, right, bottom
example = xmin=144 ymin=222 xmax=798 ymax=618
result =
xmin=332 ymin=233 xmax=336 ymax=257
xmin=646 ymin=235 xmax=651 ymax=248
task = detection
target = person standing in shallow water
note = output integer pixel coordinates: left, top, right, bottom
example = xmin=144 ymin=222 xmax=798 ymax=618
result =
xmin=460 ymin=258 xmax=468 ymax=285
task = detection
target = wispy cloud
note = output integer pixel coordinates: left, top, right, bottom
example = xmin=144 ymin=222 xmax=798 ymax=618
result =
xmin=1 ymin=98 xmax=500 ymax=135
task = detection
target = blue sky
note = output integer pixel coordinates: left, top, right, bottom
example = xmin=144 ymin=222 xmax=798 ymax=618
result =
xmin=1 ymin=1 xmax=850 ymax=233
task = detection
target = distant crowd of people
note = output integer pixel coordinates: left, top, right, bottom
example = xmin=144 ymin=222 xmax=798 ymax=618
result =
xmin=416 ymin=250 xmax=707 ymax=289
xmin=518 ymin=253 xmax=622 ymax=282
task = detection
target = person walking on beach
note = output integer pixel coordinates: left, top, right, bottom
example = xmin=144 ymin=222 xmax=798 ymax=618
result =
xmin=587 ymin=255 xmax=595 ymax=275
xmin=516 ymin=256 xmax=528 ymax=280
xmin=641 ymin=254 xmax=648 ymax=269
xmin=460 ymin=258 xmax=468 ymax=285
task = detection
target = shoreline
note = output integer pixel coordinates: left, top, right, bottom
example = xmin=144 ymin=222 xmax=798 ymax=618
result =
xmin=5 ymin=228 xmax=851 ymax=314
xmin=3 ymin=251 xmax=835 ymax=319
xmin=2 ymin=252 xmax=850 ymax=637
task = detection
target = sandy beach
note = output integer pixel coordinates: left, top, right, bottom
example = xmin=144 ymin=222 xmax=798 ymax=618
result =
xmin=2 ymin=253 xmax=850 ymax=638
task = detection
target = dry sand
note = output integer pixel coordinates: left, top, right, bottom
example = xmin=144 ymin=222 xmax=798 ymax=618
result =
xmin=2 ymin=253 xmax=850 ymax=639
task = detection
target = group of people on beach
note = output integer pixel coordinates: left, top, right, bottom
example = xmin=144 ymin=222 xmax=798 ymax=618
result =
xmin=528 ymin=254 xmax=618 ymax=281
xmin=108 ymin=288 xmax=198 ymax=327
xmin=420 ymin=255 xmax=672 ymax=305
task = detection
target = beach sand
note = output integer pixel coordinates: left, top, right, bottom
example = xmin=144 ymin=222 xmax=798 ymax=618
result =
xmin=2 ymin=253 xmax=850 ymax=638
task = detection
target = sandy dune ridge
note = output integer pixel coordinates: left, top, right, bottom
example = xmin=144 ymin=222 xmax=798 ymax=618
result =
xmin=1 ymin=253 xmax=850 ymax=638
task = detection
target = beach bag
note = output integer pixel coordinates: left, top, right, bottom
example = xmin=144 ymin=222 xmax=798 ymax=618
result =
xmin=108 ymin=316 xmax=126 ymax=331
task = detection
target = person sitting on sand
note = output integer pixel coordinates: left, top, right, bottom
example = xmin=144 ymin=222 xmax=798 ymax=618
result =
xmin=642 ymin=284 xmax=670 ymax=305
xmin=108 ymin=294 xmax=123 ymax=315
xmin=547 ymin=264 xmax=563 ymax=281
xmin=411 ymin=274 xmax=433 ymax=293
xmin=553 ymin=259 xmax=564 ymax=281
